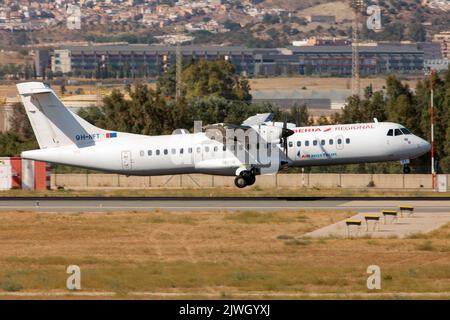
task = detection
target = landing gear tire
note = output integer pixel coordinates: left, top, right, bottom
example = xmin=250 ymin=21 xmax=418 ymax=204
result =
xmin=245 ymin=175 xmax=256 ymax=186
xmin=403 ymin=166 xmax=411 ymax=174
xmin=234 ymin=176 xmax=247 ymax=188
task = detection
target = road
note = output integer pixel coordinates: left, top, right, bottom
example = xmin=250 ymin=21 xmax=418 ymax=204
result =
xmin=0 ymin=197 xmax=449 ymax=212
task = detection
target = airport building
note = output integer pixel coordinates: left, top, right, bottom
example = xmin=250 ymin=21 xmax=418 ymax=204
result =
xmin=285 ymin=43 xmax=424 ymax=76
xmin=49 ymin=45 xmax=272 ymax=77
xmin=38 ymin=42 xmax=426 ymax=78
xmin=433 ymin=31 xmax=450 ymax=59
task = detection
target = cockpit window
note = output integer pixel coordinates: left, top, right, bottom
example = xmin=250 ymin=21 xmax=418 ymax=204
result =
xmin=387 ymin=129 xmax=393 ymax=136
xmin=394 ymin=129 xmax=403 ymax=136
xmin=400 ymin=128 xmax=412 ymax=135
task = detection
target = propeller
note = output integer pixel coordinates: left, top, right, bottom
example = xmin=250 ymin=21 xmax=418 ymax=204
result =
xmin=281 ymin=114 xmax=295 ymax=158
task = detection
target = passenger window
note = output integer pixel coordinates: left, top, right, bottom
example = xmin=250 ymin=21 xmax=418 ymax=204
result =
xmin=289 ymin=141 xmax=293 ymax=147
xmin=321 ymin=140 xmax=325 ymax=146
xmin=171 ymin=148 xmax=176 ymax=155
xmin=188 ymin=148 xmax=193 ymax=154
xmin=205 ymin=146 xmax=210 ymax=152
xmin=156 ymin=150 xmax=160 ymax=155
xmin=214 ymin=146 xmax=218 ymax=152
xmin=297 ymin=141 xmax=301 ymax=147
xmin=387 ymin=129 xmax=393 ymax=136
xmin=196 ymin=147 xmax=201 ymax=153
xmin=164 ymin=149 xmax=168 ymax=155
xmin=313 ymin=140 xmax=318 ymax=146
xmin=346 ymin=138 xmax=350 ymax=144
xmin=337 ymin=139 xmax=342 ymax=144
xmin=222 ymin=145 xmax=227 ymax=151
xmin=148 ymin=150 xmax=152 ymax=156
xmin=395 ymin=129 xmax=403 ymax=136
xmin=400 ymin=128 xmax=411 ymax=135
xmin=329 ymin=139 xmax=334 ymax=145
xmin=180 ymin=148 xmax=184 ymax=154
xmin=140 ymin=151 xmax=144 ymax=157
xmin=305 ymin=141 xmax=310 ymax=147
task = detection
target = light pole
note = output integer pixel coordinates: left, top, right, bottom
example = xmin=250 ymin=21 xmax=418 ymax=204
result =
xmin=429 ymin=69 xmax=436 ymax=191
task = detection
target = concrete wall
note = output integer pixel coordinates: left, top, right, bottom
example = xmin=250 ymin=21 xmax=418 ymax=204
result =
xmin=51 ymin=173 xmax=444 ymax=190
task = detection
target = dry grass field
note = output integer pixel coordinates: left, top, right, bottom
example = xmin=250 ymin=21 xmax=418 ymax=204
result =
xmin=298 ymin=1 xmax=354 ymax=22
xmin=1 ymin=76 xmax=415 ymax=100
xmin=2 ymin=187 xmax=450 ymax=198
xmin=0 ymin=83 xmax=155 ymax=101
xmin=0 ymin=210 xmax=449 ymax=299
xmin=249 ymin=77 xmax=419 ymax=92
xmin=0 ymin=51 xmax=30 ymax=65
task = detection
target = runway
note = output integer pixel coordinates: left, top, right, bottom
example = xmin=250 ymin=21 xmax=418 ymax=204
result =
xmin=0 ymin=197 xmax=449 ymax=212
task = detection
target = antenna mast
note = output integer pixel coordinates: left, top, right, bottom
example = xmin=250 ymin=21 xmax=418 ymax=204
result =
xmin=351 ymin=0 xmax=364 ymax=97
xmin=176 ymin=43 xmax=183 ymax=101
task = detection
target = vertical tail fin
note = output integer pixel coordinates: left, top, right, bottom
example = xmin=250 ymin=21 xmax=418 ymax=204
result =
xmin=17 ymin=82 xmax=106 ymax=149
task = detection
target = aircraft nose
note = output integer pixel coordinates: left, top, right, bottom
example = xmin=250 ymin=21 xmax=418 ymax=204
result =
xmin=418 ymin=138 xmax=431 ymax=153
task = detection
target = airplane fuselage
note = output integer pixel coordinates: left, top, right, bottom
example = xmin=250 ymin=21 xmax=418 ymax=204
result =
xmin=22 ymin=122 xmax=431 ymax=177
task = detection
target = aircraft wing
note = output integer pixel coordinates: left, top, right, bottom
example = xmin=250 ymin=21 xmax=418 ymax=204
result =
xmin=242 ymin=113 xmax=274 ymax=126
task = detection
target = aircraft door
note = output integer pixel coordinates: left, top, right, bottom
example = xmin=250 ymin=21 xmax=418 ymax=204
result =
xmin=121 ymin=151 xmax=132 ymax=170
xmin=294 ymin=140 xmax=302 ymax=161
xmin=336 ymin=135 xmax=344 ymax=150
xmin=194 ymin=144 xmax=203 ymax=163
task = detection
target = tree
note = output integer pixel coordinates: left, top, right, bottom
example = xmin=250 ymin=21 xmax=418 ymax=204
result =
xmin=385 ymin=74 xmax=419 ymax=132
xmin=100 ymin=89 xmax=133 ymax=132
xmin=409 ymin=23 xmax=426 ymax=42
xmin=11 ymin=102 xmax=35 ymax=140
xmin=0 ymin=132 xmax=27 ymax=156
xmin=0 ymin=102 xmax=38 ymax=156
xmin=289 ymin=104 xmax=310 ymax=126
xmin=340 ymin=95 xmax=364 ymax=123
xmin=60 ymin=83 xmax=67 ymax=95
xmin=77 ymin=107 xmax=105 ymax=126
xmin=156 ymin=64 xmax=176 ymax=98
xmin=181 ymin=59 xmax=251 ymax=102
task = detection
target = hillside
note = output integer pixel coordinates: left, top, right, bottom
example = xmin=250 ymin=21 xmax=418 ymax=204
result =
xmin=1 ymin=0 xmax=449 ymax=51
xmin=252 ymin=0 xmax=450 ymax=43
xmin=227 ymin=0 xmax=450 ymax=46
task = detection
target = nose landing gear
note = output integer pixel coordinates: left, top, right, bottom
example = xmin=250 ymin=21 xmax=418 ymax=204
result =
xmin=400 ymin=159 xmax=411 ymax=174
xmin=234 ymin=170 xmax=256 ymax=188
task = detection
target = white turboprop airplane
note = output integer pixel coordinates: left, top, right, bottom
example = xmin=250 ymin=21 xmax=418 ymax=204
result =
xmin=17 ymin=82 xmax=431 ymax=188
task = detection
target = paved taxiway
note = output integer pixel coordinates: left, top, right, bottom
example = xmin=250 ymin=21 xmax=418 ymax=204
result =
xmin=0 ymin=197 xmax=449 ymax=213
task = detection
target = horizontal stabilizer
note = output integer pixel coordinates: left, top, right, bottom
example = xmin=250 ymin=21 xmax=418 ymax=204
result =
xmin=16 ymin=82 xmax=53 ymax=95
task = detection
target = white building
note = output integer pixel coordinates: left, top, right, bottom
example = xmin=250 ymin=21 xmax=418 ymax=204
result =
xmin=66 ymin=4 xmax=81 ymax=30
xmin=51 ymin=49 xmax=72 ymax=74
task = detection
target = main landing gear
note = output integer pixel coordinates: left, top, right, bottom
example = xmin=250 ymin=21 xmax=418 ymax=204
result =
xmin=234 ymin=170 xmax=256 ymax=188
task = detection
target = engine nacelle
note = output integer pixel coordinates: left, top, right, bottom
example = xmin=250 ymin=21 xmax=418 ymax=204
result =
xmin=266 ymin=122 xmax=297 ymax=130
xmin=255 ymin=122 xmax=296 ymax=143
xmin=256 ymin=125 xmax=285 ymax=144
